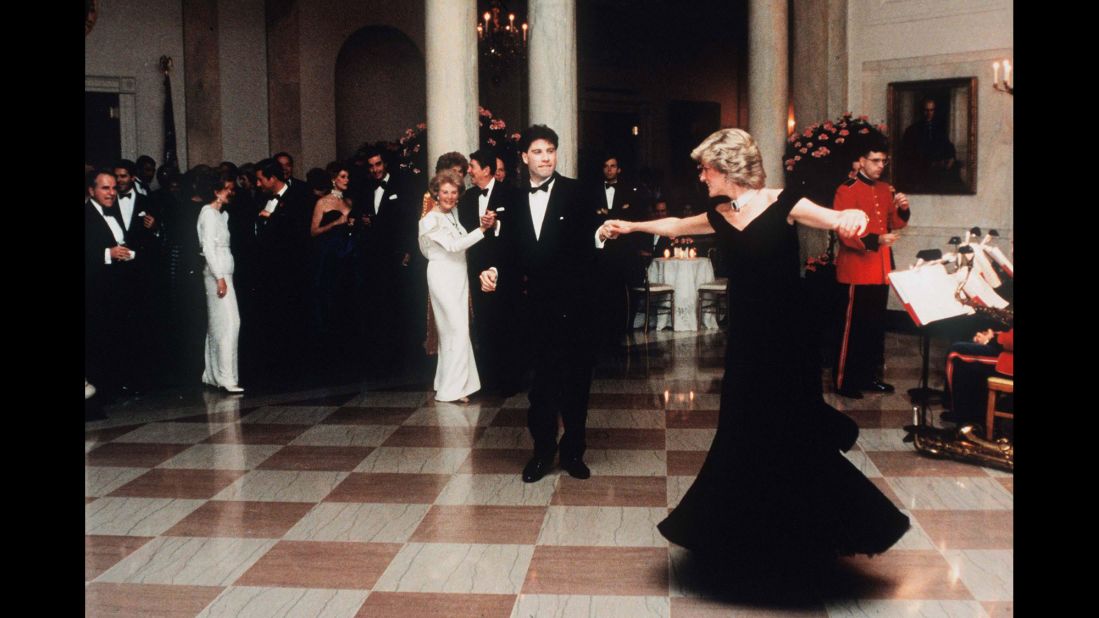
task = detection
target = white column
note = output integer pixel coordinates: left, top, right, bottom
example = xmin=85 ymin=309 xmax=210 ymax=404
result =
xmin=528 ymin=0 xmax=578 ymax=177
xmin=747 ymin=0 xmax=789 ymax=188
xmin=426 ymin=0 xmax=479 ymax=172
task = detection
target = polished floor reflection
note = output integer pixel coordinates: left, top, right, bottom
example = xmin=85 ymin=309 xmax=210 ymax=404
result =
xmin=86 ymin=331 xmax=1012 ymax=617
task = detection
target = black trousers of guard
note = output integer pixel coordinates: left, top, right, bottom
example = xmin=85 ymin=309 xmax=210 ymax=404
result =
xmin=835 ymin=283 xmax=889 ymax=390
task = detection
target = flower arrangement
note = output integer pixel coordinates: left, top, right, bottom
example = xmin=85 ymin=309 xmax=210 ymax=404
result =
xmin=783 ymin=112 xmax=888 ymax=208
xmin=390 ymin=106 xmax=521 ymax=177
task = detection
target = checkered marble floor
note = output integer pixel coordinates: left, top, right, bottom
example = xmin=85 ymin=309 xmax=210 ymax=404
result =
xmin=85 ymin=332 xmax=1012 ymax=617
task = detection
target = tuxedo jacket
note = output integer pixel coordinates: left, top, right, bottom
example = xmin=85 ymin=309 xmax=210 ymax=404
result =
xmin=457 ymin=179 xmax=516 ymax=281
xmin=119 ymin=192 xmax=159 ymax=262
xmin=254 ymin=181 xmax=312 ymax=283
xmin=494 ymin=174 xmax=601 ymax=316
xmin=360 ymin=171 xmax=416 ymax=261
xmin=592 ymin=180 xmax=644 ymax=222
xmin=85 ymin=201 xmax=140 ymax=305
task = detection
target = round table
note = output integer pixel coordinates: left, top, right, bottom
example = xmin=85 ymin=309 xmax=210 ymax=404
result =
xmin=640 ymin=257 xmax=720 ymax=331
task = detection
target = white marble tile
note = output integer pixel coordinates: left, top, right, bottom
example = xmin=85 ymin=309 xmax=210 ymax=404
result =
xmin=283 ymin=503 xmax=430 ymax=543
xmin=373 ymin=543 xmax=534 ymax=594
xmin=85 ymin=441 xmax=99 ymax=453
xmin=242 ymin=406 xmax=339 ymax=425
xmin=666 ymin=477 xmax=695 ymax=510
xmin=342 ymin=391 xmax=429 ymax=407
xmin=842 ymin=449 xmax=883 ymax=478
xmin=891 ymin=510 xmax=936 ymax=551
xmin=85 ymin=497 xmax=206 ymax=536
xmin=538 ymin=506 xmax=668 ymax=547
xmin=586 ymin=410 xmax=666 ymax=429
xmin=586 ymin=450 xmax=667 ymax=477
xmin=112 ymin=422 xmax=229 ymax=444
xmin=85 ymin=466 xmax=147 ymax=497
xmin=512 ymin=594 xmax=669 ymax=618
xmin=436 ymin=474 xmax=558 ymax=506
xmin=825 ymin=599 xmax=986 ymax=617
xmin=157 ymin=444 xmax=282 ymax=470
xmin=212 ymin=470 xmax=349 ymax=503
xmin=941 ymin=550 xmax=1013 ymax=602
xmin=198 ymin=587 xmax=369 ymax=618
xmin=95 ymin=536 xmax=276 ymax=586
xmin=886 ymin=478 xmax=1013 ymax=511
xmin=664 ymin=429 xmax=715 ymax=451
xmin=856 ymin=428 xmax=912 ymax=452
xmin=475 ymin=427 xmax=536 ymax=450
xmin=980 ymin=466 xmax=1014 ymax=478
xmin=289 ymin=424 xmax=397 ymax=447
xmin=354 ymin=447 xmax=471 ymax=474
xmin=404 ymin=404 xmax=499 ymax=427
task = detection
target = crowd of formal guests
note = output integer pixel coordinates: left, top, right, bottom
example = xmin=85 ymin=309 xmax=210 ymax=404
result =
xmin=85 ymin=143 xmax=702 ymax=405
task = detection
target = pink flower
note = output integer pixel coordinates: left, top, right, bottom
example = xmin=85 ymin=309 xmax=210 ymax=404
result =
xmin=413 ymin=145 xmax=421 ymax=152
xmin=802 ymin=129 xmax=813 ymax=138
xmin=510 ymin=132 xmax=521 ymax=141
xmin=838 ymin=129 xmax=849 ymax=136
xmin=479 ymin=108 xmax=492 ymax=117
xmin=805 ymin=142 xmax=813 ymax=148
xmin=819 ymin=147 xmax=830 ymax=155
xmin=858 ymin=115 xmax=869 ymax=121
xmin=835 ymin=138 xmax=845 ymax=144
xmin=877 ymin=123 xmax=888 ymax=132
xmin=794 ymin=155 xmax=801 ymax=161
xmin=794 ymin=141 xmax=802 ymax=148
xmin=843 ymin=112 xmax=853 ymax=118
xmin=858 ymin=128 xmax=869 ymax=134
xmin=818 ymin=133 xmax=829 ymax=141
xmin=786 ymin=165 xmax=794 ymax=171
xmin=417 ymin=123 xmax=426 ymax=130
xmin=799 ymin=148 xmax=808 ymax=154
xmin=487 ymin=138 xmax=497 ymax=146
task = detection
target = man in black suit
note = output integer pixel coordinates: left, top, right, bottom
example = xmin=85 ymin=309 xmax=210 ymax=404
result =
xmin=458 ymin=149 xmax=521 ymax=396
xmin=592 ymin=155 xmax=647 ymax=347
xmin=480 ymin=125 xmax=616 ymax=483
xmin=274 ymin=151 xmax=305 ymax=189
xmin=353 ymin=146 xmax=418 ymax=373
xmin=85 ymin=168 xmax=145 ymax=399
xmin=246 ymin=158 xmax=312 ymax=384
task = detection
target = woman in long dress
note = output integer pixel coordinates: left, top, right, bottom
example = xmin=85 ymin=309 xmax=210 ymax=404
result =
xmin=607 ymin=128 xmax=909 ymax=562
xmin=309 ymin=162 xmax=355 ymax=349
xmin=418 ymin=170 xmax=495 ymax=402
xmin=197 ymin=173 xmax=243 ymax=393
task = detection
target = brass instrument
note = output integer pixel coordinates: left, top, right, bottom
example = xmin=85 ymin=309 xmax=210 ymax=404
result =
xmin=904 ymin=408 xmax=1013 ymax=472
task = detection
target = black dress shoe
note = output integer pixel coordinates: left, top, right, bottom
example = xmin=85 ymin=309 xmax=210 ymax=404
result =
xmin=835 ymin=385 xmax=863 ymax=399
xmin=522 ymin=456 xmax=553 ymax=483
xmin=560 ymin=457 xmax=591 ymax=480
xmin=863 ymin=380 xmax=895 ymax=393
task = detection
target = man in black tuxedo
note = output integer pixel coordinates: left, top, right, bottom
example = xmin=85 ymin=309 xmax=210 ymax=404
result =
xmin=135 ymin=155 xmax=157 ymax=196
xmin=480 ymin=125 xmax=616 ymax=483
xmin=85 ymin=168 xmax=145 ymax=399
xmin=246 ymin=158 xmax=312 ymax=384
xmin=353 ymin=146 xmax=417 ymax=373
xmin=458 ymin=149 xmax=521 ymax=396
xmin=592 ymin=155 xmax=647 ymax=347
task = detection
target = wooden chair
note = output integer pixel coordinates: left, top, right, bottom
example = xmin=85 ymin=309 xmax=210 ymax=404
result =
xmin=985 ymin=376 xmax=1014 ymax=440
xmin=631 ymin=272 xmax=674 ymax=334
xmin=697 ymin=278 xmax=728 ymax=329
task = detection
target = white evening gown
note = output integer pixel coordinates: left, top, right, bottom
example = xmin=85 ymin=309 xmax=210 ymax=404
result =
xmin=418 ymin=210 xmax=485 ymax=401
xmin=197 ymin=204 xmax=241 ymax=388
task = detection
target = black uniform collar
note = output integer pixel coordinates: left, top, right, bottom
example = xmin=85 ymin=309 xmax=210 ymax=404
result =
xmin=856 ymin=171 xmax=876 ymax=186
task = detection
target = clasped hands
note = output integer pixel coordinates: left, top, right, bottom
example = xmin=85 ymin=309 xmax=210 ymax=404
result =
xmin=479 ymin=210 xmax=496 ymax=231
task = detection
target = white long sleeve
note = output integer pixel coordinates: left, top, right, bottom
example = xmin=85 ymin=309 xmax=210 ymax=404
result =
xmin=197 ymin=205 xmax=234 ymax=279
xmin=418 ymin=212 xmax=484 ymax=257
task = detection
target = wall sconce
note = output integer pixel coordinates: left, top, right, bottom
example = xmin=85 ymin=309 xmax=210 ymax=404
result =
xmin=992 ymin=59 xmax=1013 ymax=95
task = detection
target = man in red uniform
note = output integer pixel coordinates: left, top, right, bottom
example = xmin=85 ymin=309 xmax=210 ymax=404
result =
xmin=833 ymin=137 xmax=911 ymax=398
xmin=941 ymin=328 xmax=1013 ymax=425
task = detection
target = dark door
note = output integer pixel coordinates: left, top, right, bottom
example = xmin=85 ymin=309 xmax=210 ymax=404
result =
xmin=85 ymin=92 xmax=121 ymax=168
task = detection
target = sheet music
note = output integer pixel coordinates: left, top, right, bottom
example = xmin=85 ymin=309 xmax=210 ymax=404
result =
xmin=887 ymin=264 xmax=975 ymax=326
xmin=981 ymin=245 xmax=1014 ymax=277
xmin=961 ymin=266 xmax=1009 ymax=309
xmin=970 ymin=246 xmax=1002 ymax=289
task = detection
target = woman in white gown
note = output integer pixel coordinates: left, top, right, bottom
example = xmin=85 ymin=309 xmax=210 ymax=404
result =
xmin=197 ymin=173 xmax=243 ymax=393
xmin=418 ymin=170 xmax=495 ymax=402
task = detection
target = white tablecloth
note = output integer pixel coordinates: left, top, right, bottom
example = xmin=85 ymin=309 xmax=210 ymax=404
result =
xmin=639 ymin=257 xmax=719 ymax=331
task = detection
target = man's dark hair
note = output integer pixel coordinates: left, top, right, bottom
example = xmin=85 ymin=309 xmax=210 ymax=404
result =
xmin=237 ymin=162 xmax=256 ymax=182
xmin=136 ymin=155 xmax=156 ymax=168
xmin=435 ymin=151 xmax=469 ymax=174
xmin=113 ymin=159 xmax=137 ymax=175
xmin=306 ymin=167 xmax=330 ymax=193
xmin=218 ymin=161 xmax=239 ymax=177
xmin=855 ymin=135 xmax=889 ymax=159
xmin=86 ymin=167 xmax=115 ymax=189
xmin=469 ymin=149 xmax=497 ymax=174
xmin=192 ymin=168 xmax=222 ymax=203
xmin=602 ymin=153 xmax=621 ymax=166
xmin=519 ymin=124 xmax=559 ymax=152
xmin=256 ymin=158 xmax=286 ymax=182
xmin=272 ymin=151 xmax=294 ymax=164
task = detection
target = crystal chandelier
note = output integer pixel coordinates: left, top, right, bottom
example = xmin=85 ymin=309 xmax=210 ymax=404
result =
xmin=477 ymin=1 xmax=527 ymax=85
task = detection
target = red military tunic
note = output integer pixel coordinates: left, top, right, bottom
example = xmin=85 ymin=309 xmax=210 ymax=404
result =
xmin=834 ymin=173 xmax=909 ymax=284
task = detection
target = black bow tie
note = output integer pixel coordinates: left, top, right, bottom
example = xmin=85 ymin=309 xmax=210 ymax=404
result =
xmin=478 ymin=187 xmax=490 ymax=197
xmin=377 ymin=180 xmax=389 ymax=191
xmin=118 ymin=191 xmax=133 ymax=201
xmin=529 ymin=181 xmax=551 ymax=194
xmin=604 ymin=182 xmax=616 ymax=190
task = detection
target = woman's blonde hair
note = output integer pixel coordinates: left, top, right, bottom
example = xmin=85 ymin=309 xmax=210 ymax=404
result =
xmin=429 ymin=169 xmax=466 ymax=199
xmin=690 ymin=128 xmax=766 ymax=190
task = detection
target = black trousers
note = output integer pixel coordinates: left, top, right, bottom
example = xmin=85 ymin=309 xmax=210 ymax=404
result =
xmin=834 ymin=283 xmax=889 ymax=390
xmin=526 ymin=305 xmax=596 ymax=461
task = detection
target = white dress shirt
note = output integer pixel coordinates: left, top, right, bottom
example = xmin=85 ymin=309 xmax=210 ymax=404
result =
xmin=528 ymin=177 xmax=552 ymax=241
xmin=90 ymin=200 xmax=128 ymax=264
xmin=604 ymin=183 xmax=616 ymax=210
xmin=117 ymin=190 xmax=136 ymax=230
xmin=374 ymin=173 xmax=391 ymax=213
xmin=264 ymin=183 xmax=288 ymax=213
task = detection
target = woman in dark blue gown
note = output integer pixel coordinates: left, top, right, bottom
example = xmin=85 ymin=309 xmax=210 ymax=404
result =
xmin=607 ymin=128 xmax=910 ymax=561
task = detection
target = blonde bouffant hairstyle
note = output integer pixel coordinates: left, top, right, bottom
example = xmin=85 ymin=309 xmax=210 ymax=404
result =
xmin=690 ymin=128 xmax=766 ymax=190
xmin=429 ymin=169 xmax=466 ymax=200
